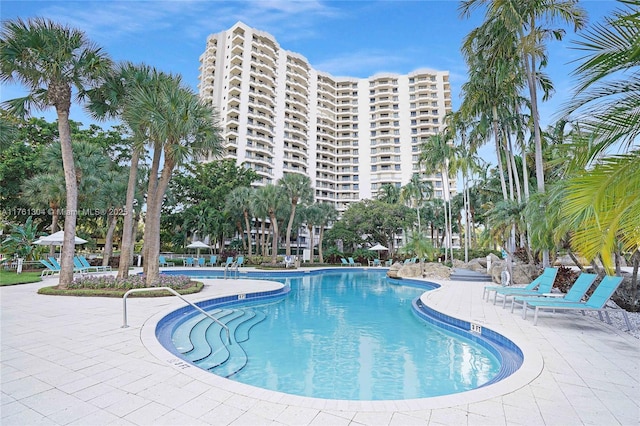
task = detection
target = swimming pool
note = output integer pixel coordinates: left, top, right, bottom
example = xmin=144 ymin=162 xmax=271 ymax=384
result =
xmin=156 ymin=269 xmax=523 ymax=401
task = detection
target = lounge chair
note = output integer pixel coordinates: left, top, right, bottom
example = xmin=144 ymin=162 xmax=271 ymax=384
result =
xmin=224 ymin=256 xmax=234 ymax=267
xmin=78 ymin=255 xmax=112 ymax=272
xmin=284 ymin=255 xmax=295 ymax=268
xmin=198 ymin=257 xmax=205 ymax=267
xmin=236 ymin=256 xmax=244 ymax=267
xmin=511 ymin=273 xmax=597 ymax=316
xmin=340 ymin=258 xmax=349 ymax=267
xmin=206 ymin=255 xmax=218 ymax=266
xmin=522 ymin=276 xmax=626 ymax=326
xmin=49 ymin=257 xmax=85 ymax=274
xmin=348 ymin=257 xmax=361 ymax=267
xmin=159 ymin=255 xmax=175 ymax=267
xmin=185 ymin=257 xmax=195 ymax=267
xmin=484 ymin=267 xmax=558 ymax=307
xmin=73 ymin=257 xmax=91 ymax=273
xmin=40 ymin=259 xmax=60 ymax=277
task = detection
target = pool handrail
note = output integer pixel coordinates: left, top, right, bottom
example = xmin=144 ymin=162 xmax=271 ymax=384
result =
xmin=121 ymin=287 xmax=231 ymax=345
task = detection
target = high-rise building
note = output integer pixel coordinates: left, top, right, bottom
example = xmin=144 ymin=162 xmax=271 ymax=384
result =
xmin=198 ymin=21 xmax=454 ymax=214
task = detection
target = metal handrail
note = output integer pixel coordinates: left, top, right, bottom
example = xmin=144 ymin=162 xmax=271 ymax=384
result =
xmin=224 ymin=262 xmax=239 ymax=279
xmin=121 ymin=287 xmax=231 ymax=345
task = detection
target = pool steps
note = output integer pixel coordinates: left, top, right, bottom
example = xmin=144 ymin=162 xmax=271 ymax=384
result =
xmin=172 ymin=308 xmax=267 ymax=377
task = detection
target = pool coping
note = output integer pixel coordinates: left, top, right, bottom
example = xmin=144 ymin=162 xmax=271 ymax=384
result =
xmin=140 ymin=274 xmax=543 ymax=412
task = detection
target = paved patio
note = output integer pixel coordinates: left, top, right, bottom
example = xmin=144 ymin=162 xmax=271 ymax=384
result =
xmin=1 ymin=268 xmax=638 ymax=425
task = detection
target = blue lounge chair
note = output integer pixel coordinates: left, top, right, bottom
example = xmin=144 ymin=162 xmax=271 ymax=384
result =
xmin=78 ymin=255 xmax=111 ymax=272
xmin=198 ymin=257 xmax=205 ymax=267
xmin=49 ymin=257 xmax=85 ymax=274
xmin=159 ymin=255 xmax=175 ymax=267
xmin=185 ymin=257 xmax=195 ymax=267
xmin=523 ymin=276 xmax=625 ymax=326
xmin=512 ymin=273 xmax=597 ymax=316
xmin=40 ymin=259 xmax=60 ymax=277
xmin=340 ymin=258 xmax=349 ymax=267
xmin=224 ymin=256 xmax=234 ymax=267
xmin=348 ymin=257 xmax=361 ymax=266
xmin=206 ymin=255 xmax=218 ymax=266
xmin=73 ymin=257 xmax=91 ymax=273
xmin=484 ymin=267 xmax=558 ymax=307
xmin=236 ymin=256 xmax=244 ymax=267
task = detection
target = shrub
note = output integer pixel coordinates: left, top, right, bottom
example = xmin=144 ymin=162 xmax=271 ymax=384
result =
xmin=68 ymin=274 xmax=193 ymax=290
xmin=553 ymin=266 xmax=579 ymax=293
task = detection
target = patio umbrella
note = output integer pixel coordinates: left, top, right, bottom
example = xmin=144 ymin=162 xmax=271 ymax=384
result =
xmin=186 ymin=240 xmax=210 ymax=257
xmin=34 ymin=230 xmax=87 ymax=245
xmin=368 ymin=243 xmax=388 ymax=259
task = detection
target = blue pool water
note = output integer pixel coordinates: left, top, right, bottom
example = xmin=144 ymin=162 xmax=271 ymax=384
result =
xmin=157 ymin=269 xmax=518 ymax=400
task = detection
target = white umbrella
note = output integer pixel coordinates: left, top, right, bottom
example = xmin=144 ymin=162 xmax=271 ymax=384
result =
xmin=368 ymin=243 xmax=389 ymax=259
xmin=186 ymin=241 xmax=210 ymax=258
xmin=34 ymin=230 xmax=87 ymax=245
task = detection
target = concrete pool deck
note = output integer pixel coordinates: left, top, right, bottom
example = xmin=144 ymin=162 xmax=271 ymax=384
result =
xmin=1 ymin=267 xmax=638 ymax=425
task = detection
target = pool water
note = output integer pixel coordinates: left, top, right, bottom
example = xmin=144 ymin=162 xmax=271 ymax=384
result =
xmin=165 ymin=270 xmax=502 ymax=400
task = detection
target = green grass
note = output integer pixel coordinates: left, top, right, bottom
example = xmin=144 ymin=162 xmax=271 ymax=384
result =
xmin=0 ymin=270 xmax=42 ymax=286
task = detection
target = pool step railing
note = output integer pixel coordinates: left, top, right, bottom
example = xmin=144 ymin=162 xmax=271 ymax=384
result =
xmin=122 ymin=286 xmax=232 ymax=345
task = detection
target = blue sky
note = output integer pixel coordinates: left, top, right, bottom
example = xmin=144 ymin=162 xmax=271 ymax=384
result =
xmin=1 ymin=0 xmax=620 ymax=131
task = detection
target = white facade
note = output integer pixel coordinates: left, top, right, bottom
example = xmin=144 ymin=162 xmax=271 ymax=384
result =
xmin=198 ymin=22 xmax=454 ymax=213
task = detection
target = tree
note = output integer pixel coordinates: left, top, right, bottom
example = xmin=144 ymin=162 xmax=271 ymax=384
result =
xmin=253 ymin=184 xmax=286 ymax=263
xmin=400 ymin=173 xmax=433 ymax=234
xmin=316 ymin=202 xmax=338 ymax=263
xmin=123 ymin=73 xmax=223 ymax=285
xmin=1 ymin=18 xmax=112 ymax=287
xmin=278 ymin=173 xmax=313 ymax=256
xmin=420 ymin=132 xmax=456 ymax=262
xmin=1 ymin=216 xmax=44 ymax=261
xmin=376 ymin=183 xmax=401 ymax=204
xmin=300 ymin=203 xmax=323 ymax=263
xmin=225 ymin=186 xmax=255 ymax=256
xmin=87 ymin=62 xmax=158 ymax=279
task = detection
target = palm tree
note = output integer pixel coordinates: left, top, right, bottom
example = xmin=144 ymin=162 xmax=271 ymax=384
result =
xmin=300 ymin=204 xmax=323 ymax=263
xmin=419 ymin=132 xmax=456 ymax=262
xmin=22 ymin=173 xmax=65 ymax=256
xmin=87 ymin=62 xmax=156 ymax=279
xmin=278 ymin=173 xmax=313 ymax=256
xmin=400 ymin=173 xmax=433 ymax=234
xmin=316 ymin=202 xmax=338 ymax=263
xmin=123 ymin=74 xmax=223 ymax=285
xmin=1 ymin=18 xmax=112 ymax=287
xmin=460 ymin=0 xmax=587 ymax=197
xmin=377 ymin=183 xmax=401 ymax=204
xmin=254 ymin=184 xmax=286 ymax=263
xmin=225 ymin=186 xmax=255 ymax=256
xmin=97 ymin=168 xmax=127 ymax=267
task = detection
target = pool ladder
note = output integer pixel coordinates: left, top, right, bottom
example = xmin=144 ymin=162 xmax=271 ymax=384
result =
xmin=121 ymin=287 xmax=232 ymax=345
xmin=224 ymin=261 xmax=239 ymax=279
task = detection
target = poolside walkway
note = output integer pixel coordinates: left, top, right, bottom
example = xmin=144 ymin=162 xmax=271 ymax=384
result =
xmin=1 ymin=267 xmax=638 ymax=425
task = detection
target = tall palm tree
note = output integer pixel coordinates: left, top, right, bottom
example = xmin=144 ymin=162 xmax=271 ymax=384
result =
xmin=22 ymin=173 xmax=65 ymax=256
xmin=123 ymin=74 xmax=223 ymax=285
xmin=419 ymin=132 xmax=456 ymax=262
xmin=400 ymin=173 xmax=433 ymax=234
xmin=460 ymin=0 xmax=587 ymax=197
xmin=278 ymin=173 xmax=313 ymax=256
xmin=225 ymin=186 xmax=254 ymax=256
xmin=1 ymin=18 xmax=112 ymax=287
xmin=87 ymin=62 xmax=156 ymax=278
xmin=300 ymin=203 xmax=323 ymax=264
xmin=254 ymin=184 xmax=285 ymax=263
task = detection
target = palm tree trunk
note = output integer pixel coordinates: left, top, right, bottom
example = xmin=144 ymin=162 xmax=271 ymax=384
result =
xmin=269 ymin=212 xmax=279 ymax=264
xmin=102 ymin=213 xmax=117 ymax=267
xmin=285 ymin=202 xmax=297 ymax=256
xmin=49 ymin=202 xmax=59 ymax=258
xmin=143 ymin=146 xmax=162 ymax=276
xmin=243 ymin=211 xmax=252 ymax=256
xmin=318 ymin=226 xmax=325 ymax=263
xmin=56 ymin=108 xmax=79 ymax=289
xmin=307 ymin=225 xmax=315 ymax=264
xmin=492 ymin=105 xmax=508 ymax=201
xmin=145 ymin=155 xmax=175 ymax=286
xmin=117 ymin=148 xmax=140 ymax=279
